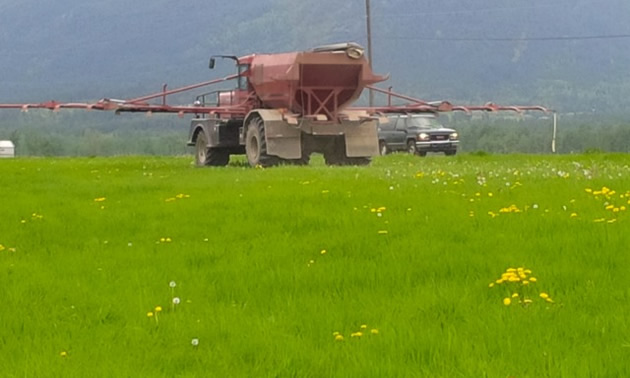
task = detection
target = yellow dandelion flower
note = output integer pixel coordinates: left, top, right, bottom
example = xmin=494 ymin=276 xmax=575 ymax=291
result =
xmin=320 ymin=249 xmax=327 ymax=255
xmin=511 ymin=293 xmax=519 ymax=298
xmin=335 ymin=334 xmax=344 ymax=341
xmin=503 ymin=298 xmax=511 ymax=306
xmin=506 ymin=268 xmax=516 ymax=272
xmin=165 ymin=238 xmax=172 ymax=243
xmin=147 ymin=312 xmax=154 ymax=317
xmin=370 ymin=329 xmax=379 ymax=334
xmin=488 ymin=283 xmax=495 ymax=288
xmin=360 ymin=324 xmax=367 ymax=329
xmin=529 ymin=277 xmax=537 ymax=282
xmin=333 ymin=331 xmax=340 ymax=336
xmin=523 ymin=299 xmax=533 ymax=304
xmin=60 ymin=351 xmax=68 ymax=357
xmin=522 ymin=281 xmax=530 ymax=285
xmin=539 ymin=292 xmax=549 ymax=299
xmin=545 ymin=297 xmax=554 ymax=303
xmin=378 ymin=230 xmax=388 ymax=234
xmin=351 ymin=332 xmax=363 ymax=338
xmin=155 ymin=306 xmax=162 ymax=313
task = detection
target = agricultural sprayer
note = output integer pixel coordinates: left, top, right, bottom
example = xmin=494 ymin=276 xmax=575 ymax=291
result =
xmin=0 ymin=42 xmax=550 ymax=166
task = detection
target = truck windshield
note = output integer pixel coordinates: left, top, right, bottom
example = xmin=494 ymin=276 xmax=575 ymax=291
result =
xmin=407 ymin=116 xmax=442 ymax=129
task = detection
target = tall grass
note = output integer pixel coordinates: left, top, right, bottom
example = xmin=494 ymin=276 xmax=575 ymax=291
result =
xmin=1 ymin=153 xmax=629 ymax=377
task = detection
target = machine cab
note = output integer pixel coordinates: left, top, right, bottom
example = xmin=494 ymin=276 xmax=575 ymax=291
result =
xmin=195 ymin=56 xmax=253 ymax=116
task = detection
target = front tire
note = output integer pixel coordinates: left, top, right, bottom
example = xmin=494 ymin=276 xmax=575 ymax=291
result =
xmin=379 ymin=140 xmax=389 ymax=156
xmin=195 ymin=132 xmax=229 ymax=166
xmin=407 ymin=140 xmax=418 ymax=155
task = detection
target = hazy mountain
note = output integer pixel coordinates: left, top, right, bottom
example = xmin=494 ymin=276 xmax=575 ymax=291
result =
xmin=1 ymin=0 xmax=630 ymax=113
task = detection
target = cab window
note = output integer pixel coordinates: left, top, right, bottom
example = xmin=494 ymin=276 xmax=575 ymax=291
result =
xmin=237 ymin=64 xmax=250 ymax=90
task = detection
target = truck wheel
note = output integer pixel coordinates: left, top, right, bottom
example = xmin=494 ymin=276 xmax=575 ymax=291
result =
xmin=379 ymin=140 xmax=389 ymax=155
xmin=195 ymin=132 xmax=208 ymax=166
xmin=246 ymin=116 xmax=278 ymax=167
xmin=406 ymin=140 xmax=417 ymax=155
xmin=195 ymin=132 xmax=229 ymax=166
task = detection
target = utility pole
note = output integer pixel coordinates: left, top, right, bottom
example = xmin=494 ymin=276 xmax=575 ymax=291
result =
xmin=366 ymin=0 xmax=374 ymax=107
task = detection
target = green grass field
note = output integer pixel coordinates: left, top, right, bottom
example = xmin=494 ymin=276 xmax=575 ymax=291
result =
xmin=1 ymin=153 xmax=630 ymax=377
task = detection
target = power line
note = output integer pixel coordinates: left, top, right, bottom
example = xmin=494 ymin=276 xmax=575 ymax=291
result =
xmin=373 ymin=3 xmax=572 ymax=18
xmin=375 ymin=34 xmax=630 ymax=42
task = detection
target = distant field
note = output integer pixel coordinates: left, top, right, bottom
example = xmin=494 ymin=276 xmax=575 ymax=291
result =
xmin=1 ymin=153 xmax=629 ymax=377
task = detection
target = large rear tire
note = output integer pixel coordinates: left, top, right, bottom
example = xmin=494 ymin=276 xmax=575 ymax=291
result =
xmin=245 ymin=116 xmax=278 ymax=167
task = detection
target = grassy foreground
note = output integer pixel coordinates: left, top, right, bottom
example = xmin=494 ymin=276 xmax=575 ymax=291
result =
xmin=1 ymin=153 xmax=630 ymax=377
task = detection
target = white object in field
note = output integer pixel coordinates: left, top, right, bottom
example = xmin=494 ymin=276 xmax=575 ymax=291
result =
xmin=0 ymin=140 xmax=14 ymax=158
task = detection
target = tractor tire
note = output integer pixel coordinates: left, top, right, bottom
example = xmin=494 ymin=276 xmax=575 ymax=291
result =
xmin=245 ymin=116 xmax=278 ymax=167
xmin=195 ymin=132 xmax=229 ymax=167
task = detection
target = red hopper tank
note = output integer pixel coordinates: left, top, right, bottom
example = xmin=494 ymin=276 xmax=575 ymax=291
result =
xmin=242 ymin=43 xmax=387 ymax=121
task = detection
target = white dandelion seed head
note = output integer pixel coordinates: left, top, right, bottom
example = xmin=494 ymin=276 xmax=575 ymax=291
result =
xmin=169 ymin=281 xmax=177 ymax=288
xmin=172 ymin=297 xmax=180 ymax=305
xmin=191 ymin=338 xmax=199 ymax=346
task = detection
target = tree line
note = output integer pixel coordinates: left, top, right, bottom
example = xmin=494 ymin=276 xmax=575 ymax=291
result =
xmin=1 ymin=111 xmax=628 ymax=157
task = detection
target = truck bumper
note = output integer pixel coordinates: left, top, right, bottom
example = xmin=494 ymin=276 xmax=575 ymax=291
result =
xmin=415 ymin=140 xmax=459 ymax=152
